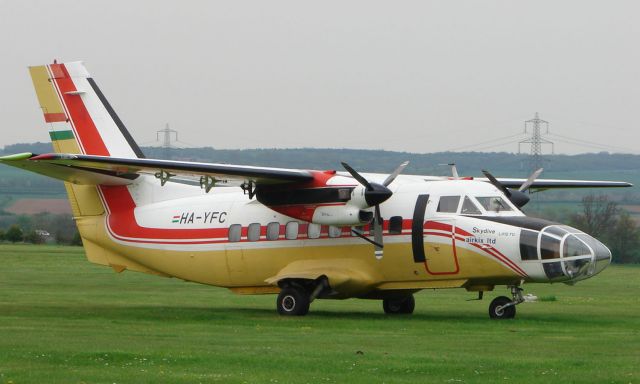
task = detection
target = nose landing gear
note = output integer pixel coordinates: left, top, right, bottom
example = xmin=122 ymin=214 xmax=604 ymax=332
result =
xmin=489 ymin=286 xmax=525 ymax=319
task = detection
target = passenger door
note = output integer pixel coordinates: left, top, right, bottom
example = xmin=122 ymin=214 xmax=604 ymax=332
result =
xmin=411 ymin=194 xmax=460 ymax=275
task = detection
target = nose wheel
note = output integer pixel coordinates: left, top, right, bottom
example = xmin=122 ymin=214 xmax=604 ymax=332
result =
xmin=489 ymin=286 xmax=525 ymax=319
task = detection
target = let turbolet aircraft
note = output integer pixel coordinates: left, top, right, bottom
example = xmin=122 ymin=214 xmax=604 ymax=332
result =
xmin=1 ymin=61 xmax=632 ymax=319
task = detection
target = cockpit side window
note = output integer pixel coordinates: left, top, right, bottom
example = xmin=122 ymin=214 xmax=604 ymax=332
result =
xmin=461 ymin=196 xmax=482 ymax=215
xmin=540 ymin=234 xmax=561 ymax=260
xmin=476 ymin=197 xmax=513 ymax=212
xmin=437 ymin=196 xmax=461 ymax=213
xmin=520 ymin=229 xmax=538 ymax=260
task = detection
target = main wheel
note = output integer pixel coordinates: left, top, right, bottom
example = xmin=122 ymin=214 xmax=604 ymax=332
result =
xmin=277 ymin=287 xmax=310 ymax=316
xmin=489 ymin=296 xmax=516 ymax=319
xmin=383 ymin=295 xmax=415 ymax=315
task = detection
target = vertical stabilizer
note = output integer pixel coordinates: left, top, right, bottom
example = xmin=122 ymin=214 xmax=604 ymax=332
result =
xmin=28 ymin=61 xmax=146 ymax=218
xmin=29 ymin=61 xmax=144 ymax=158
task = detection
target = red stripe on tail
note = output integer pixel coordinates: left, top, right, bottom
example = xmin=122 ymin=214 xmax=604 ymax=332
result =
xmin=49 ymin=64 xmax=110 ymax=156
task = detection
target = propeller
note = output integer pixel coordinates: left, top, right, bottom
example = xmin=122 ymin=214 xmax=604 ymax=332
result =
xmin=341 ymin=161 xmax=409 ymax=259
xmin=481 ymin=168 xmax=543 ymax=208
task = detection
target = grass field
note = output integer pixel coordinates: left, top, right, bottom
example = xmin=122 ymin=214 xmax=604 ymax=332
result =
xmin=0 ymin=244 xmax=638 ymax=384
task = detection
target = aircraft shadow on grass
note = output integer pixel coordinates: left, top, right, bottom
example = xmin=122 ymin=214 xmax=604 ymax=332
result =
xmin=4 ymin=303 xmax=601 ymax=325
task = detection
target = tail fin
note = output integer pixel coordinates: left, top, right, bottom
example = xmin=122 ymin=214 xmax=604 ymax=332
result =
xmin=28 ymin=60 xmax=145 ymax=218
xmin=29 ymin=61 xmax=144 ymax=158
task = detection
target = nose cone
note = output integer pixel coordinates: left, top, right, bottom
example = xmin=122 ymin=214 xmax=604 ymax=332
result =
xmin=591 ymin=237 xmax=612 ymax=276
xmin=564 ymin=232 xmax=612 ymax=281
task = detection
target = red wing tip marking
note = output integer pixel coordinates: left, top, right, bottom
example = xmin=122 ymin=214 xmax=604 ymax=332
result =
xmin=30 ymin=154 xmax=57 ymax=161
xmin=30 ymin=153 xmax=75 ymax=161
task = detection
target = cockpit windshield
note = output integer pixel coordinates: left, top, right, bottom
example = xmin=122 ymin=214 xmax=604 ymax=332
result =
xmin=461 ymin=196 xmax=481 ymax=215
xmin=475 ymin=196 xmax=514 ymax=212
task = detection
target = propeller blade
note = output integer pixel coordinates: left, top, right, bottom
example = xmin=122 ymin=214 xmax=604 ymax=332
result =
xmin=351 ymin=228 xmax=383 ymax=248
xmin=341 ymin=161 xmax=396 ymax=259
xmin=382 ymin=161 xmax=409 ymax=187
xmin=482 ymin=169 xmax=511 ymax=197
xmin=519 ymin=168 xmax=544 ymax=192
xmin=341 ymin=162 xmax=372 ymax=190
xmin=373 ymin=205 xmax=384 ymax=259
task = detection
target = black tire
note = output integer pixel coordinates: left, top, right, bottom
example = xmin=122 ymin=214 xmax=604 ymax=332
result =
xmin=489 ymin=296 xmax=516 ymax=319
xmin=277 ymin=287 xmax=310 ymax=316
xmin=383 ymin=295 xmax=415 ymax=315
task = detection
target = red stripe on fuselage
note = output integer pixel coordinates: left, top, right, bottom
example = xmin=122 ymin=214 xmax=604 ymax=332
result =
xmin=99 ymin=186 xmax=527 ymax=277
xmin=425 ymin=221 xmax=527 ymax=277
xmin=453 ymin=225 xmax=526 ymax=275
xmin=101 ymin=186 xmax=225 ymax=240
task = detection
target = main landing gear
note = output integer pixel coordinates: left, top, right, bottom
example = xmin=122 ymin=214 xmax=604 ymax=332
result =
xmin=382 ymin=294 xmax=415 ymax=315
xmin=488 ymin=285 xmax=525 ymax=319
xmin=276 ymin=278 xmax=329 ymax=316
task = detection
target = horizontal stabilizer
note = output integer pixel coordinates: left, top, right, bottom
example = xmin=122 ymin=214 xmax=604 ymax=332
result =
xmin=3 ymin=152 xmax=314 ymax=186
xmin=0 ymin=152 xmax=136 ymax=186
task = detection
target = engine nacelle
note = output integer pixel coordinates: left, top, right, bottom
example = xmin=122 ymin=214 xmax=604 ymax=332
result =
xmin=311 ymin=205 xmax=372 ymax=226
xmin=348 ymin=185 xmax=369 ymax=209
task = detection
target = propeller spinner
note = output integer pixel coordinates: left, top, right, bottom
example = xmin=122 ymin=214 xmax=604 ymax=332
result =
xmin=341 ymin=161 xmax=409 ymax=259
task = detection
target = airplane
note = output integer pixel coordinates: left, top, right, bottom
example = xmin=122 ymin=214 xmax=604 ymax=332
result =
xmin=0 ymin=61 xmax=632 ymax=319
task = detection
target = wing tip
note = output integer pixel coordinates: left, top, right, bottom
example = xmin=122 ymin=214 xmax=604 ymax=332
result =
xmin=0 ymin=152 xmax=34 ymax=162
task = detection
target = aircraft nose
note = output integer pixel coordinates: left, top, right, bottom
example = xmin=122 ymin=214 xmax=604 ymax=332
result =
xmin=590 ymin=236 xmax=612 ymax=276
xmin=564 ymin=232 xmax=612 ymax=280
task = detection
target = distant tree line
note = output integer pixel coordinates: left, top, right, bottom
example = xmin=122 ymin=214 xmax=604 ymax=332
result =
xmin=0 ymin=213 xmax=81 ymax=246
xmin=2 ymin=142 xmax=640 ymax=202
xmin=567 ymin=195 xmax=640 ymax=264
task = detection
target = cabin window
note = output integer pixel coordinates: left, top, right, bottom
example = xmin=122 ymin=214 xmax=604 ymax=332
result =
xmin=329 ymin=226 xmax=342 ymax=238
xmin=461 ymin=196 xmax=481 ymax=215
xmin=476 ymin=196 xmax=513 ymax=212
xmin=266 ymin=222 xmax=280 ymax=241
xmin=248 ymin=223 xmax=261 ymax=241
xmin=437 ymin=196 xmax=461 ymax=213
xmin=228 ymin=224 xmax=242 ymax=242
xmin=389 ymin=216 xmax=403 ymax=234
xmin=285 ymin=222 xmax=299 ymax=240
xmin=519 ymin=229 xmax=538 ymax=260
xmin=308 ymin=223 xmax=321 ymax=239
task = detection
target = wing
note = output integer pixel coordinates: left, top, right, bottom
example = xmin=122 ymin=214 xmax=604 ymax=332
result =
xmin=490 ymin=177 xmax=633 ymax=191
xmin=0 ymin=152 xmax=314 ymax=186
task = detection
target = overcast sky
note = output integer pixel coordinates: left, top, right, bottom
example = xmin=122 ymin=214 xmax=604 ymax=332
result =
xmin=0 ymin=1 xmax=638 ymax=154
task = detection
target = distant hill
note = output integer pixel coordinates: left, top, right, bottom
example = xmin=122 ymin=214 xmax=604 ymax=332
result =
xmin=1 ymin=143 xmax=638 ymax=203
xmin=3 ymin=142 xmax=640 ymax=175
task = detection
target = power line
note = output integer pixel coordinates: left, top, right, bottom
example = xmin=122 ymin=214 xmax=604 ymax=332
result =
xmin=444 ymin=132 xmax=526 ymax=152
xmin=546 ymin=132 xmax=639 ymax=154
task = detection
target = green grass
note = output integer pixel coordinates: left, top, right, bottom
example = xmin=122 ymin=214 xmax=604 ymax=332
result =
xmin=0 ymin=244 xmax=639 ymax=384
